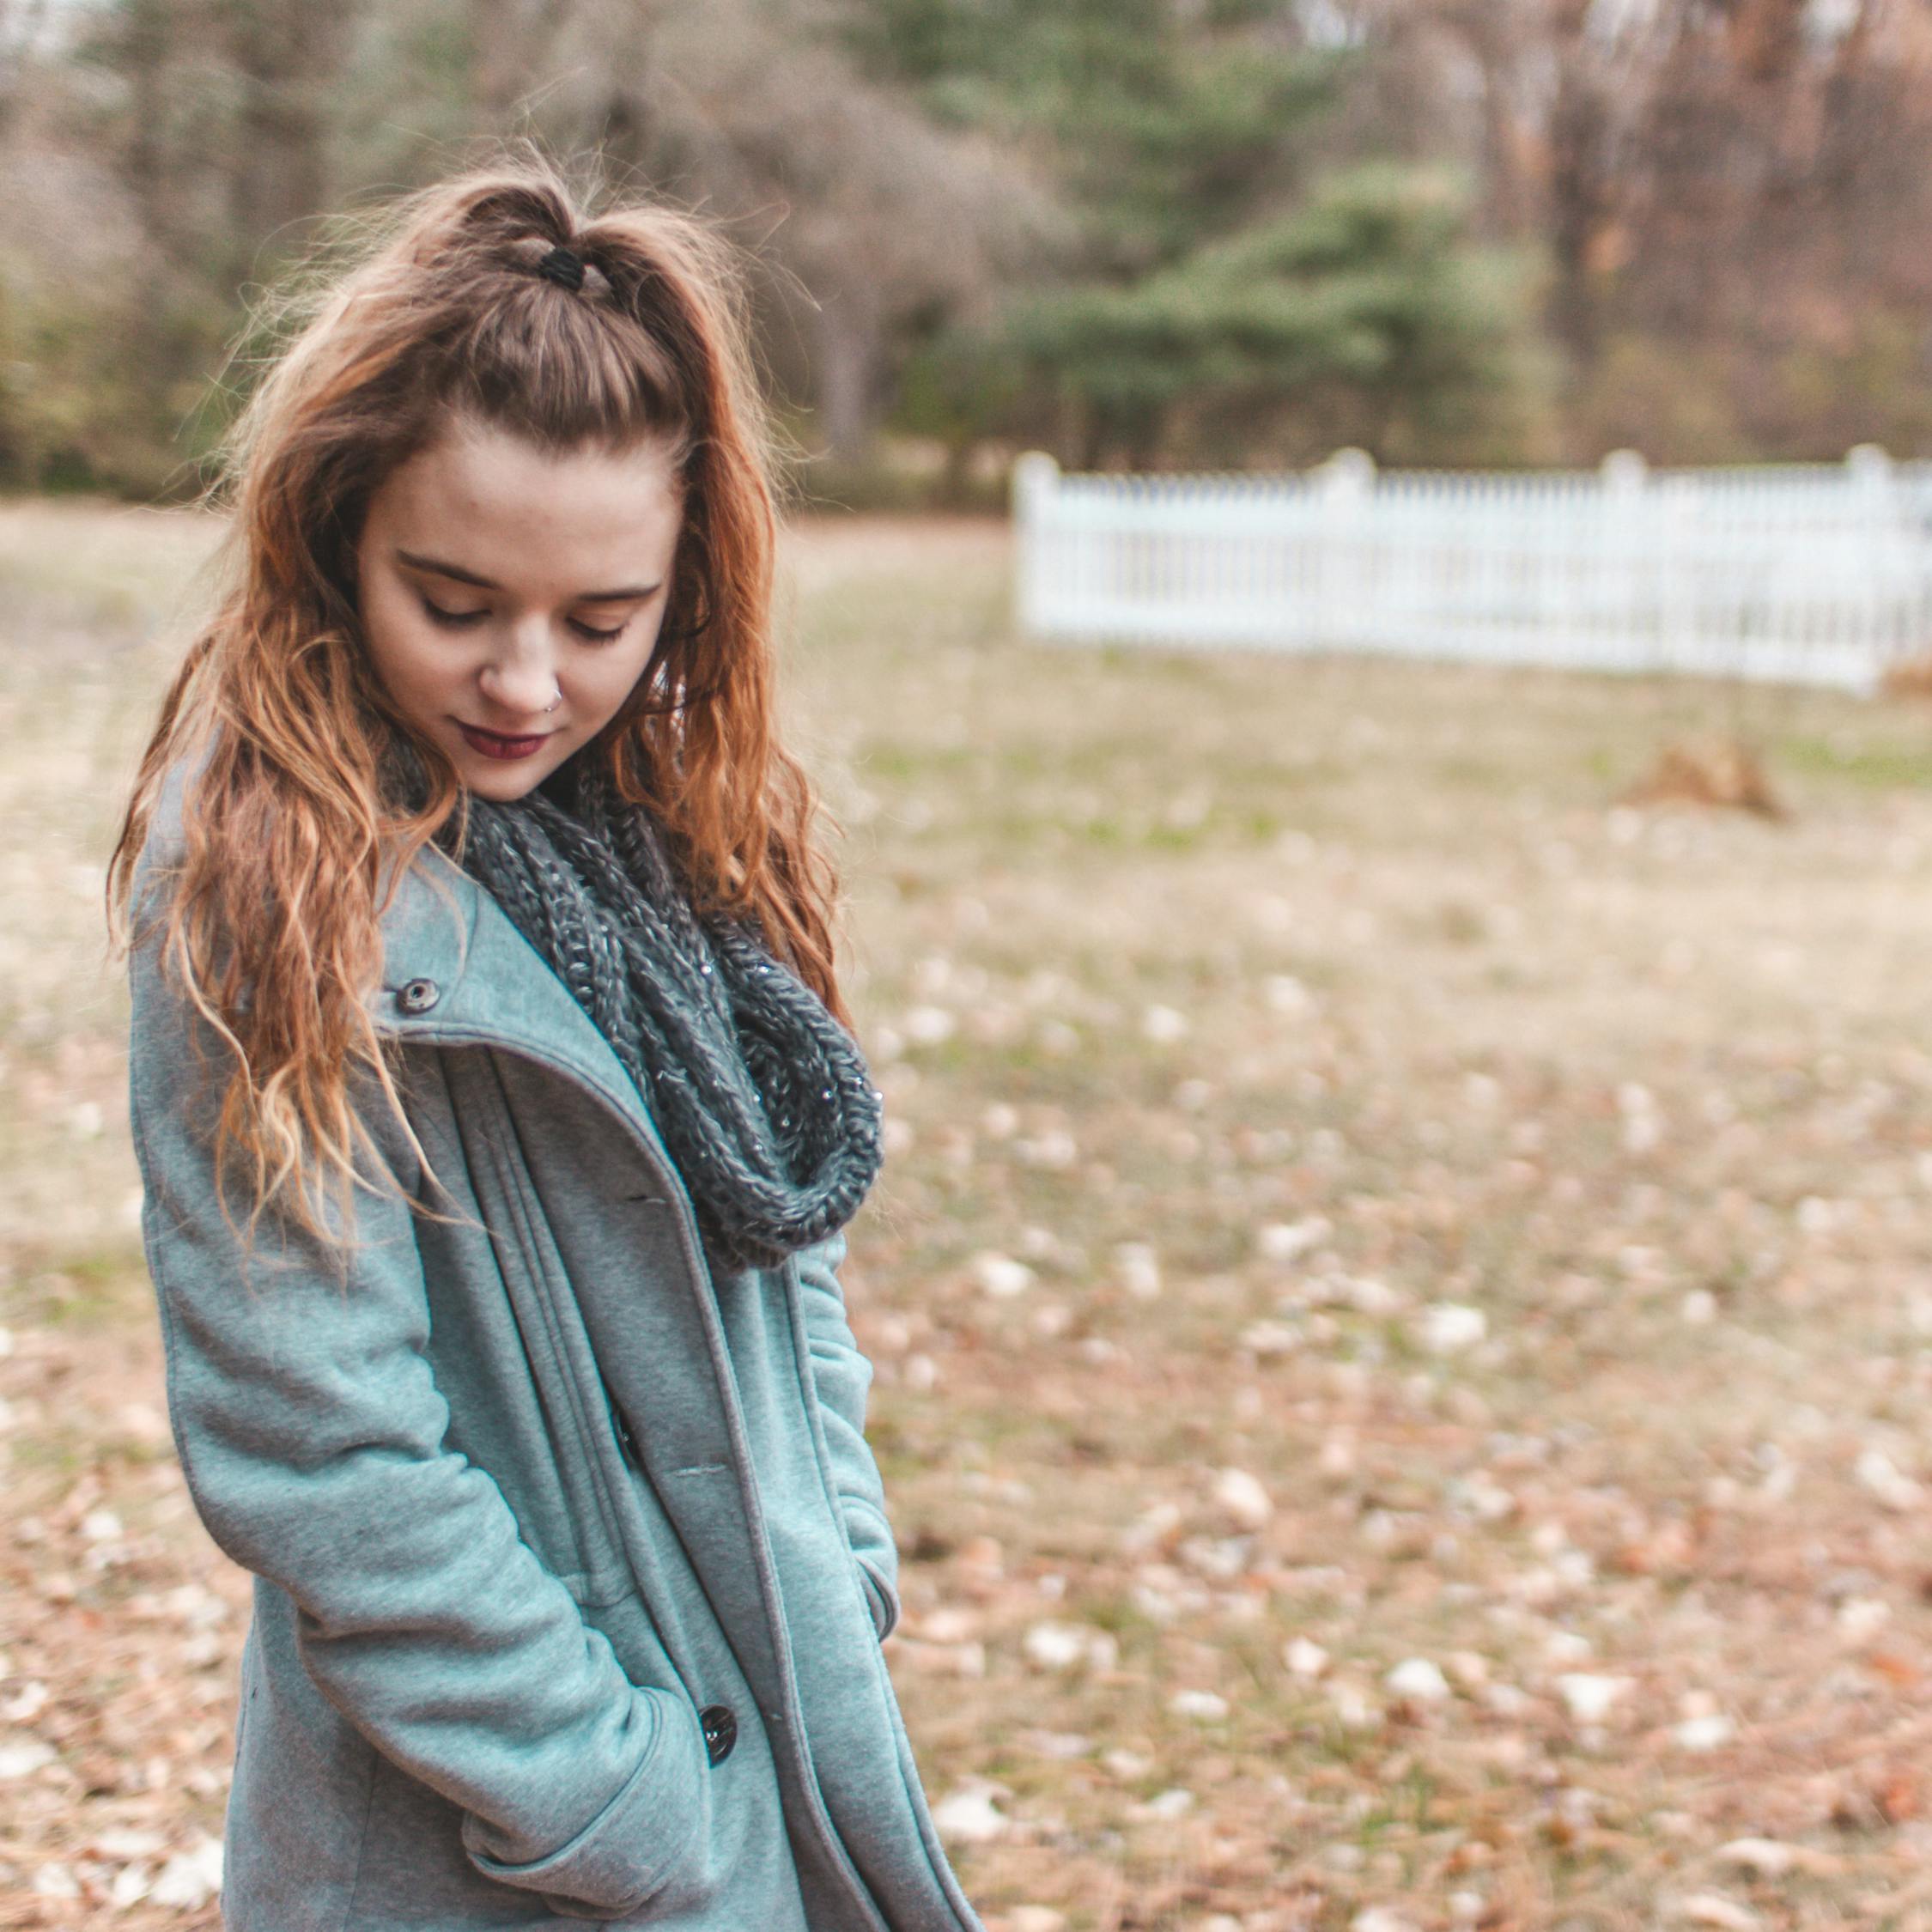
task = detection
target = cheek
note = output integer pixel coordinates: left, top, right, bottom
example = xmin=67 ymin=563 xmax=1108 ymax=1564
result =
xmin=363 ymin=596 xmax=453 ymax=709
xmin=574 ymin=631 xmax=664 ymax=721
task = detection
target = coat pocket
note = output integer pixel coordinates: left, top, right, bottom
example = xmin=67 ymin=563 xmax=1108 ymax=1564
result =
xmin=460 ymin=1685 xmax=718 ymax=1923
xmin=781 ymin=1256 xmax=902 ymax=1643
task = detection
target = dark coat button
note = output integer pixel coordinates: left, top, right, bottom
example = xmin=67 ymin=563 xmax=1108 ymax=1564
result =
xmin=397 ymin=977 xmax=440 ymax=1014
xmin=698 ymin=1703 xmax=737 ymax=1765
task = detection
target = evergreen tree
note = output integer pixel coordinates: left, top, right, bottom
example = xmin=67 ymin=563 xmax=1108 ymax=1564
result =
xmin=848 ymin=0 xmax=1539 ymax=468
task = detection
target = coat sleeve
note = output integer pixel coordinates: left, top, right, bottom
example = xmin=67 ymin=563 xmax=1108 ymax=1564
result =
xmin=792 ymin=1228 xmax=902 ymax=1642
xmin=126 ymin=919 xmax=710 ymax=1922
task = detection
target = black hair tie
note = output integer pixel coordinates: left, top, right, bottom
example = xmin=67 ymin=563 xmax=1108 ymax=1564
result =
xmin=535 ymin=244 xmax=586 ymax=291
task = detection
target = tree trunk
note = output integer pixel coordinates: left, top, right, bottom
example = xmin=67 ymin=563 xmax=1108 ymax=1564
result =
xmin=811 ymin=284 xmax=881 ymax=460
xmin=1728 ymin=0 xmax=1809 ymax=85
xmin=1543 ymin=11 xmax=1612 ymax=371
xmin=224 ymin=0 xmax=355 ymax=268
xmin=113 ymin=0 xmax=193 ymax=256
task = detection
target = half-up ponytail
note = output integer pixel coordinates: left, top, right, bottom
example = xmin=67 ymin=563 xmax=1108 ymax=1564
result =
xmin=498 ymin=233 xmax=619 ymax=303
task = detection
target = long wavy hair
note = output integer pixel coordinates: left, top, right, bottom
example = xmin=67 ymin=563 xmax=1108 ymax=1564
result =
xmin=107 ymin=146 xmax=851 ymax=1247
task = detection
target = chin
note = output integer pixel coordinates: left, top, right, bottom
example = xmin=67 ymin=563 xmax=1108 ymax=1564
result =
xmin=453 ymin=752 xmax=561 ymax=801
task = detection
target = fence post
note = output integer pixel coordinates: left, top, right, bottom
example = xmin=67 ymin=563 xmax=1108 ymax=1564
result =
xmin=1657 ymin=470 xmax=1704 ymax=672
xmin=1600 ymin=449 xmax=1647 ymax=494
xmin=1847 ymin=442 xmax=1894 ymax=489
xmin=1598 ymin=452 xmax=1646 ymax=671
xmin=1318 ymin=447 xmax=1376 ymax=647
xmin=1012 ymin=450 xmax=1060 ymax=638
xmin=1845 ymin=444 xmax=1899 ymax=687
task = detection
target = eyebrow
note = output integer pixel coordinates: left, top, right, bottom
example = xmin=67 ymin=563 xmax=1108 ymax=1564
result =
xmin=394 ymin=548 xmax=662 ymax=604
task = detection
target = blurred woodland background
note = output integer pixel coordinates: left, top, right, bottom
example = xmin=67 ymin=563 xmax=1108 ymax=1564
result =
xmin=19 ymin=6 xmax=1932 ymax=1929
xmin=7 ymin=0 xmax=1932 ymax=504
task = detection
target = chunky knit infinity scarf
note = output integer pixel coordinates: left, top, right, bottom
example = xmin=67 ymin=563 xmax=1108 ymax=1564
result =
xmin=407 ymin=746 xmax=884 ymax=1280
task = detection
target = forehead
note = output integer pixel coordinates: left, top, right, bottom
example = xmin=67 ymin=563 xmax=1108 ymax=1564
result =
xmin=372 ymin=419 xmax=683 ymax=580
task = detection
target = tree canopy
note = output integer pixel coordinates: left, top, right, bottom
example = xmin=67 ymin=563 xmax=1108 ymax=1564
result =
xmin=0 ymin=0 xmax=1926 ymax=496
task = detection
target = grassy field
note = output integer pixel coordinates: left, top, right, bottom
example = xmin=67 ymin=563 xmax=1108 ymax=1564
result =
xmin=6 ymin=503 xmax=1932 ymax=1929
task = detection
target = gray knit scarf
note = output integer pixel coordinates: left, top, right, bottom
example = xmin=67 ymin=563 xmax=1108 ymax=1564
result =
xmin=404 ymin=745 xmax=884 ymax=1279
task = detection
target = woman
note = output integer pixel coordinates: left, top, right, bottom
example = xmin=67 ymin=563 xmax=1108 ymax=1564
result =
xmin=107 ymin=151 xmax=984 ymax=1932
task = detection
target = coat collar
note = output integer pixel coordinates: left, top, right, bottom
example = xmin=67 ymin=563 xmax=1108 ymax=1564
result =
xmin=372 ymin=842 xmax=688 ymax=1194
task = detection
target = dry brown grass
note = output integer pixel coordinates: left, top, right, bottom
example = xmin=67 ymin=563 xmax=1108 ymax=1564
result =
xmin=1620 ymin=735 xmax=1787 ymax=820
xmin=1879 ymin=655 xmax=1932 ymax=703
xmin=7 ymin=503 xmax=1932 ymax=1930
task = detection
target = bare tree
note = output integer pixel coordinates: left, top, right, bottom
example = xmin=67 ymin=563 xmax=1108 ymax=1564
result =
xmin=396 ymin=0 xmax=1072 ymax=459
xmin=1332 ymin=0 xmax=1932 ymax=455
xmin=226 ymin=2 xmax=357 ymax=263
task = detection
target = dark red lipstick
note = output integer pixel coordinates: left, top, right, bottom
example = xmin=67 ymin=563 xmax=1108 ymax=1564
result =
xmin=456 ymin=721 xmax=554 ymax=761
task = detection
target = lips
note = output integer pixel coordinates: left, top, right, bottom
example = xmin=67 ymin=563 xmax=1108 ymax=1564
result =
xmin=457 ymin=721 xmax=555 ymax=762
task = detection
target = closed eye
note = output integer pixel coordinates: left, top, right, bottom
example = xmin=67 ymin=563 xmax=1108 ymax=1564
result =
xmin=419 ymin=598 xmax=626 ymax=644
xmin=420 ymin=598 xmax=487 ymax=629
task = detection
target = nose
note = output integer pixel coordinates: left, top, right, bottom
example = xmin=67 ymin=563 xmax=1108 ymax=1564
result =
xmin=476 ymin=623 xmax=559 ymax=721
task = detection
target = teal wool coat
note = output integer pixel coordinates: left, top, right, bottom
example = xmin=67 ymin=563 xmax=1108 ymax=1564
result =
xmin=127 ymin=774 xmax=985 ymax=1931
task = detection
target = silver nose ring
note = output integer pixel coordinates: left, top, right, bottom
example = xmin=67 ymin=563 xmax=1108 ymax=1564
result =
xmin=545 ymin=683 xmax=562 ymax=714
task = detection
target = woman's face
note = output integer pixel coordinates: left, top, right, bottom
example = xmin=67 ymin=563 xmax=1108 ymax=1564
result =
xmin=354 ymin=416 xmax=686 ymax=802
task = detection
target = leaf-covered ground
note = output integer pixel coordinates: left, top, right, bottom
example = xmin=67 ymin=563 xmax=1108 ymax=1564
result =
xmin=5 ymin=504 xmax=1932 ymax=1930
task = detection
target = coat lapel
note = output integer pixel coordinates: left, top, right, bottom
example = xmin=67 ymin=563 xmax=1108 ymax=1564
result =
xmin=369 ymin=842 xmax=675 ymax=1175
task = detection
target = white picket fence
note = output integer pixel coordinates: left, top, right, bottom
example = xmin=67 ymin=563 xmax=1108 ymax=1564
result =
xmin=1011 ymin=446 xmax=1932 ymax=692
